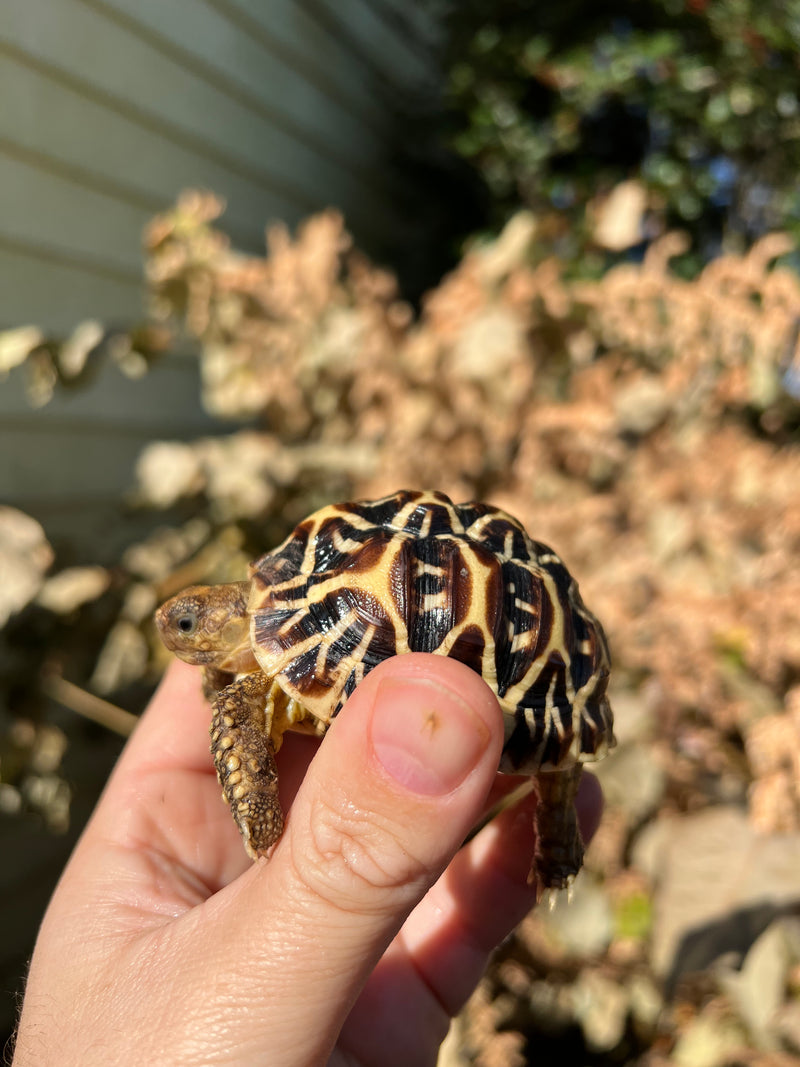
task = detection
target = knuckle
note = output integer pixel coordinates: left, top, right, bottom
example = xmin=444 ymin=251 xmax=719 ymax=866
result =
xmin=291 ymin=788 xmax=426 ymax=913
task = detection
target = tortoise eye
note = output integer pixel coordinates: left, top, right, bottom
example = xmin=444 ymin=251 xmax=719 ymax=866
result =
xmin=177 ymin=612 xmax=198 ymax=635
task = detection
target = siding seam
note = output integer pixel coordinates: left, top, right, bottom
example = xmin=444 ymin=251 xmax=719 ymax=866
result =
xmin=0 ymin=232 xmax=142 ymax=288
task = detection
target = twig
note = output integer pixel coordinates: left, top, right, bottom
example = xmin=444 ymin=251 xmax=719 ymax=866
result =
xmin=42 ymin=675 xmax=138 ymax=738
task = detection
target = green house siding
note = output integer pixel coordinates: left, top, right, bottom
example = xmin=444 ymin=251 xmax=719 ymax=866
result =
xmin=0 ymin=0 xmax=441 ymax=527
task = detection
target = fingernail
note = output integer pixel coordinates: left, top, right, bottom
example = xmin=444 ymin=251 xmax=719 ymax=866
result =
xmin=370 ymin=676 xmax=491 ymax=796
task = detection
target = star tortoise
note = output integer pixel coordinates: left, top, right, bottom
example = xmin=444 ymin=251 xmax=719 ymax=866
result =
xmin=156 ymin=489 xmax=614 ymax=890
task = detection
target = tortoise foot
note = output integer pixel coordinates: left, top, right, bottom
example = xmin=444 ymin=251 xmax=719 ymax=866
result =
xmin=531 ymin=765 xmax=584 ymax=895
xmin=210 ymin=674 xmax=284 ymax=856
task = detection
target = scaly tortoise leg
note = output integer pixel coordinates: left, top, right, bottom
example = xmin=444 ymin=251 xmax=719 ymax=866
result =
xmin=210 ymin=673 xmax=285 ymax=859
xmin=532 ymin=764 xmax=584 ymax=893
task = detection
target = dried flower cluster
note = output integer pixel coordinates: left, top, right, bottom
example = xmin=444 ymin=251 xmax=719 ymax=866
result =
xmin=2 ymin=190 xmax=800 ymax=1063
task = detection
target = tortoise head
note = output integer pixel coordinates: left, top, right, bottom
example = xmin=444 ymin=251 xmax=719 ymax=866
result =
xmin=155 ymin=581 xmax=254 ymax=670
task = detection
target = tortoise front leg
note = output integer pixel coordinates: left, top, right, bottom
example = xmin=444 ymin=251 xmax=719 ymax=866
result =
xmin=210 ymin=673 xmax=285 ymax=859
xmin=532 ymin=764 xmax=584 ymax=893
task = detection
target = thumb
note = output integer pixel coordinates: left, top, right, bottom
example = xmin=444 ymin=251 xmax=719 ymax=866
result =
xmin=204 ymin=653 xmax=505 ymax=1067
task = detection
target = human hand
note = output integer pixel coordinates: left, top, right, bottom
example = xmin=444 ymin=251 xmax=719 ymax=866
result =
xmin=12 ymin=654 xmax=602 ymax=1067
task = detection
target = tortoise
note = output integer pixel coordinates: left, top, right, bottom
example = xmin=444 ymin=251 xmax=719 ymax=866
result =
xmin=155 ymin=489 xmax=614 ymax=890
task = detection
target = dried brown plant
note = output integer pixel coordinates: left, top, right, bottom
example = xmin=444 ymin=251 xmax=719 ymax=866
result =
xmin=4 ymin=192 xmax=800 ymax=1064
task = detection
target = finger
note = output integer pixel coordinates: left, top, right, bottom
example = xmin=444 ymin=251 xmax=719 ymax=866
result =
xmin=338 ymin=773 xmax=603 ymax=1063
xmin=168 ymin=654 xmax=506 ymax=1067
xmin=335 ymin=788 xmax=541 ymax=1066
xmin=398 ymin=770 xmax=604 ymax=1011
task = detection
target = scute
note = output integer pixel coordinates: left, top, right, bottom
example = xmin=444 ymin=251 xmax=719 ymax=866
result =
xmin=394 ymin=534 xmax=476 ymax=654
xmin=249 ymin=489 xmax=613 ymax=771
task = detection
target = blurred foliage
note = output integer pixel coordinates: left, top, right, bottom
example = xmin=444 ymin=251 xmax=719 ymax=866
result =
xmin=0 ymin=321 xmax=169 ymax=407
xmin=444 ymin=0 xmax=800 ymax=270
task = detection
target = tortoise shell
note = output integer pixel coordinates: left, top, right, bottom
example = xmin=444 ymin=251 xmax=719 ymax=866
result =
xmin=247 ymin=489 xmax=613 ymax=774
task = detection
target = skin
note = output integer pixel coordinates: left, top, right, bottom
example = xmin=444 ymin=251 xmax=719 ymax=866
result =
xmin=12 ymin=656 xmax=602 ymax=1066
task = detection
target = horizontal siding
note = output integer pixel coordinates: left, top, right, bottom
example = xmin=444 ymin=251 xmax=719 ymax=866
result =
xmin=206 ymin=0 xmax=387 ymax=129
xmin=89 ymin=0 xmax=388 ymax=177
xmin=361 ymin=0 xmax=445 ymax=60
xmin=298 ymin=0 xmax=439 ymax=96
xmin=1 ymin=0 xmax=393 ymax=231
xmin=1 ymin=423 xmax=175 ymax=501
xmin=0 ymin=0 xmax=443 ymax=333
xmin=0 ymin=353 xmax=214 ymax=430
xmin=0 ymin=153 xmax=148 ymax=280
xmin=0 ymin=0 xmax=443 ymax=530
xmin=0 ymin=54 xmax=300 ymax=253
xmin=0 ymin=245 xmax=142 ymax=332
xmin=1 ymin=355 xmax=221 ymax=505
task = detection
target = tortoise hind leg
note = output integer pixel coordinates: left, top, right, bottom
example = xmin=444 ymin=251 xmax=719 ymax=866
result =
xmin=210 ymin=673 xmax=285 ymax=859
xmin=531 ymin=764 xmax=584 ymax=893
